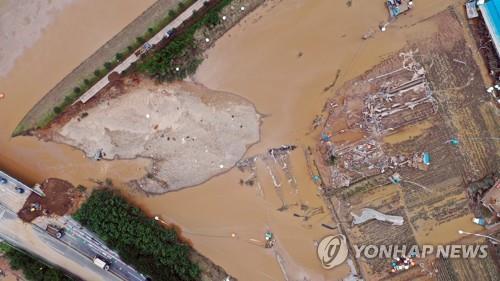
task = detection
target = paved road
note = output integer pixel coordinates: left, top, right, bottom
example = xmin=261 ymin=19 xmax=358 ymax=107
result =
xmin=0 ymin=203 xmax=121 ymax=281
xmin=51 ymin=216 xmax=147 ymax=281
xmin=0 ymin=170 xmax=147 ymax=281
xmin=0 ymin=171 xmax=33 ymax=212
xmin=78 ymin=0 xmax=208 ymax=103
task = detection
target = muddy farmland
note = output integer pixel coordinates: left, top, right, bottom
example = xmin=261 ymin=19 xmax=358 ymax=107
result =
xmin=318 ymin=8 xmax=500 ymax=281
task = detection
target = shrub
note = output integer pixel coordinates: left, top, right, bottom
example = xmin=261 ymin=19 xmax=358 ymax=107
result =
xmin=84 ymin=79 xmax=91 ymax=85
xmin=76 ymin=184 xmax=87 ymax=193
xmin=94 ymin=69 xmax=101 ymax=77
xmin=53 ymin=106 xmax=62 ymax=114
xmin=115 ymin=52 xmax=124 ymax=61
xmin=104 ymin=62 xmax=113 ymax=70
xmin=104 ymin=178 xmax=113 ymax=186
xmin=136 ymin=36 xmax=145 ymax=44
xmin=64 ymin=96 xmax=73 ymax=104
xmin=73 ymin=87 xmax=81 ymax=94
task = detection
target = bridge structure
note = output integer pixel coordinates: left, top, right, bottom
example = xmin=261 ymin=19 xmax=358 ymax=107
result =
xmin=0 ymin=170 xmax=147 ymax=281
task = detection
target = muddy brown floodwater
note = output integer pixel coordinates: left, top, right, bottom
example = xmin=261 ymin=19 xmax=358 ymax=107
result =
xmin=0 ymin=0 xmax=463 ymax=280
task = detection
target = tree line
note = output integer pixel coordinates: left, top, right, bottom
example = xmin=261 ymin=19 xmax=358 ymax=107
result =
xmin=73 ymin=189 xmax=200 ymax=281
xmin=1 ymin=243 xmax=72 ymax=281
xmin=138 ymin=0 xmax=234 ymax=81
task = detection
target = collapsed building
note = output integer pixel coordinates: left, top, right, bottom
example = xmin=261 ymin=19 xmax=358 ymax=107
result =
xmin=322 ymin=51 xmax=437 ymax=188
xmin=362 ymin=52 xmax=437 ymax=135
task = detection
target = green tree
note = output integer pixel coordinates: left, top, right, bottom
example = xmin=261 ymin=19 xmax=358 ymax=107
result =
xmin=136 ymin=36 xmax=145 ymax=44
xmin=104 ymin=62 xmax=113 ymax=70
xmin=74 ymin=189 xmax=200 ymax=281
xmin=6 ymin=248 xmax=72 ymax=281
xmin=115 ymin=52 xmax=124 ymax=61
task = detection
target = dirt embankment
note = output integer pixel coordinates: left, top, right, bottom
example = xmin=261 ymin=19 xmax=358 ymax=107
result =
xmin=45 ymin=77 xmax=261 ymax=193
xmin=18 ymin=178 xmax=83 ymax=222
xmin=12 ymin=0 xmax=181 ymax=136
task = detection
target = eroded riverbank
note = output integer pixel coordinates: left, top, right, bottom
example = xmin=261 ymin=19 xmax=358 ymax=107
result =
xmin=0 ymin=0 xmax=474 ymax=280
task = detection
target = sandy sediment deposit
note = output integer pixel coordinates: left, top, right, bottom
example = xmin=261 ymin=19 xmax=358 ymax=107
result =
xmin=54 ymin=81 xmax=260 ymax=193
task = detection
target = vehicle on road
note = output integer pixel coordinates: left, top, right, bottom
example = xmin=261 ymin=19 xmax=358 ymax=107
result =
xmin=134 ymin=42 xmax=153 ymax=57
xmin=46 ymin=224 xmax=65 ymax=239
xmin=164 ymin=28 xmax=175 ymax=38
xmin=0 ymin=177 xmax=7 ymax=184
xmin=14 ymin=187 xmax=25 ymax=194
xmin=93 ymin=255 xmax=110 ymax=271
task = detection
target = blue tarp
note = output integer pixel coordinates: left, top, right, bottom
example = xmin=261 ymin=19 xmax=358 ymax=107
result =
xmin=422 ymin=152 xmax=430 ymax=166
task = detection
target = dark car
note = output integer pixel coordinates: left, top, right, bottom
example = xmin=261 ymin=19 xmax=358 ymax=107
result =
xmin=46 ymin=224 xmax=65 ymax=239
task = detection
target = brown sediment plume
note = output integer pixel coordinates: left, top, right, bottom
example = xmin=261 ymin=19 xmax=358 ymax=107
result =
xmin=1 ymin=0 xmax=473 ymax=280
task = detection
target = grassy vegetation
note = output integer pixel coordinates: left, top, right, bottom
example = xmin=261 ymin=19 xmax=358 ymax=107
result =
xmin=0 ymin=242 xmax=10 ymax=253
xmin=0 ymin=243 xmax=72 ymax=281
xmin=138 ymin=0 xmax=234 ymax=81
xmin=73 ymin=189 xmax=200 ymax=281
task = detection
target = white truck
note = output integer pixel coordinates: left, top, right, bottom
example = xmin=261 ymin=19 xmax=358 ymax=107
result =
xmin=93 ymin=255 xmax=110 ymax=271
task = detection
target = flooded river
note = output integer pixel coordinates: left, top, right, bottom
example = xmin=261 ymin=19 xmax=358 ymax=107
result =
xmin=0 ymin=0 xmax=461 ymax=280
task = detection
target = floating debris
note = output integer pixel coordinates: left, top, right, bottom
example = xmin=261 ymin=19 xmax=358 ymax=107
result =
xmin=264 ymin=231 xmax=275 ymax=248
xmin=389 ymin=172 xmax=401 ymax=184
xmin=447 ymin=138 xmax=460 ymax=145
xmin=93 ymin=148 xmax=104 ymax=161
xmin=268 ymin=145 xmax=297 ymax=156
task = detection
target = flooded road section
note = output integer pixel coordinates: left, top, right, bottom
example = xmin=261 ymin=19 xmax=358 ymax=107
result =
xmin=0 ymin=0 xmax=457 ymax=280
